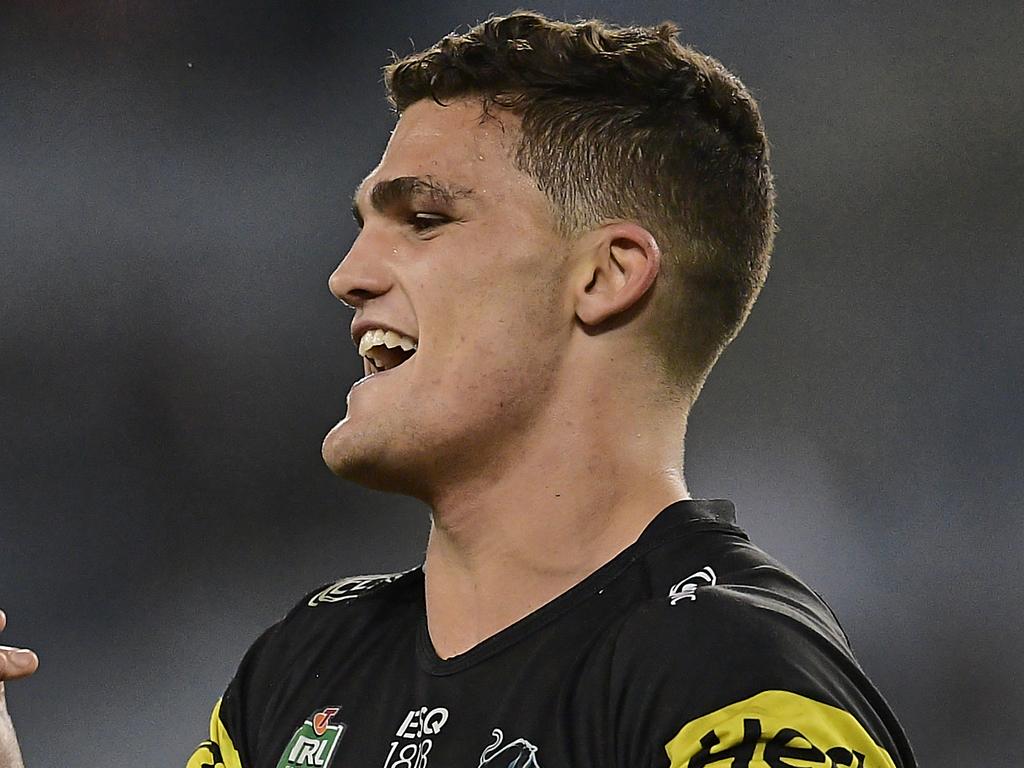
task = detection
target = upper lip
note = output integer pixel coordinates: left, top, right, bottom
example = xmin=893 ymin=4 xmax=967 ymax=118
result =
xmin=350 ymin=318 xmax=419 ymax=351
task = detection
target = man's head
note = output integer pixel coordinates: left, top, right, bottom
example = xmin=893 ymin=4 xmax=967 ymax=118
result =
xmin=385 ymin=11 xmax=776 ymax=391
xmin=322 ymin=11 xmax=775 ymax=498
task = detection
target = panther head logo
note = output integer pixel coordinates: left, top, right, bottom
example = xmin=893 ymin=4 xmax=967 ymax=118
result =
xmin=477 ymin=728 xmax=541 ymax=768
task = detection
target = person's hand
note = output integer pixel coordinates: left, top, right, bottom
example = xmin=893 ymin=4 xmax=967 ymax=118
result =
xmin=0 ymin=610 xmax=37 ymax=768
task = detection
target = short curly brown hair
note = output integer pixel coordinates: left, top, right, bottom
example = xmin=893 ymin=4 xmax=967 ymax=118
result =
xmin=384 ymin=10 xmax=776 ymax=395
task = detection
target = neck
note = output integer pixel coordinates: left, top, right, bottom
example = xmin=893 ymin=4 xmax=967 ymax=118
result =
xmin=420 ymin=389 xmax=690 ymax=659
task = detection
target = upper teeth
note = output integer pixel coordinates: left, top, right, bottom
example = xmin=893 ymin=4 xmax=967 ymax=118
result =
xmin=358 ymin=328 xmax=418 ymax=358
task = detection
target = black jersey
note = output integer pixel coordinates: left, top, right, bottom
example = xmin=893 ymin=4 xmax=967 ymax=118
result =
xmin=186 ymin=499 xmax=916 ymax=768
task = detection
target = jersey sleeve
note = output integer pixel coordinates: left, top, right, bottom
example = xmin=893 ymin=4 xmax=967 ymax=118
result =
xmin=185 ymin=698 xmax=244 ymax=768
xmin=607 ymin=585 xmax=916 ymax=768
xmin=183 ymin=610 xmax=293 ymax=768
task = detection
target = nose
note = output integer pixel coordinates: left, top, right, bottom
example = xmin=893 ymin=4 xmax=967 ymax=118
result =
xmin=328 ymin=233 xmax=391 ymax=309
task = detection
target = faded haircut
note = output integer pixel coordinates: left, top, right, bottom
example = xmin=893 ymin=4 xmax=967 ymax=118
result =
xmin=384 ymin=10 xmax=776 ymax=396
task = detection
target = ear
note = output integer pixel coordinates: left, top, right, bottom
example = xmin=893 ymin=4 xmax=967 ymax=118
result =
xmin=574 ymin=221 xmax=662 ymax=327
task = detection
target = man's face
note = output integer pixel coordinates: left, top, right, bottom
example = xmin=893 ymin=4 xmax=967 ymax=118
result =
xmin=322 ymin=99 xmax=574 ymax=498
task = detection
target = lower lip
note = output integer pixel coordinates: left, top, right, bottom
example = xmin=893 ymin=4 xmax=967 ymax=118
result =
xmin=351 ymin=370 xmax=390 ymax=390
xmin=350 ymin=359 xmax=409 ymax=390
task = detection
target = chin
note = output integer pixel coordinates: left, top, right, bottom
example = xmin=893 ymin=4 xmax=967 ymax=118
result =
xmin=321 ymin=421 xmax=427 ymax=498
xmin=322 ymin=421 xmax=377 ymax=480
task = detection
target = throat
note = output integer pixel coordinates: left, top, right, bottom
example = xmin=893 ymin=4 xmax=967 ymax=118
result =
xmin=421 ymin=476 xmax=690 ymax=659
xmin=421 ymin=521 xmax=616 ymax=659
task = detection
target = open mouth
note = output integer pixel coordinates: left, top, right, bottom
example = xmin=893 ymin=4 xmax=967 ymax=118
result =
xmin=358 ymin=328 xmax=418 ymax=379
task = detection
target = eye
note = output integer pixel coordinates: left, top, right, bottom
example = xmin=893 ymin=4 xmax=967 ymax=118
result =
xmin=408 ymin=212 xmax=449 ymax=232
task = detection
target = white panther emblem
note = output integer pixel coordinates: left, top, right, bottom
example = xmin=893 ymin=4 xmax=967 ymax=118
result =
xmin=477 ymin=728 xmax=541 ymax=768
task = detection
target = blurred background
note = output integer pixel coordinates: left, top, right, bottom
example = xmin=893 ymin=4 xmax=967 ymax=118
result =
xmin=1 ymin=1 xmax=1021 ymax=766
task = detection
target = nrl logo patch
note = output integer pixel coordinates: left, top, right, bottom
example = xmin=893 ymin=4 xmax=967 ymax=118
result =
xmin=276 ymin=707 xmax=347 ymax=768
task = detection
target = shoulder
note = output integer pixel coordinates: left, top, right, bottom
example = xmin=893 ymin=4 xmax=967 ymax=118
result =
xmin=608 ymin=580 xmax=852 ymax=688
xmin=602 ymin=585 xmax=915 ymax=767
xmin=634 ymin=519 xmax=854 ymax=650
xmin=216 ymin=569 xmax=422 ymax=758
xmin=302 ymin=570 xmax=419 ymax=609
xmin=265 ymin=568 xmax=422 ymax=646
xmin=227 ymin=569 xmax=420 ymax=693
xmin=211 ymin=569 xmax=419 ymax=765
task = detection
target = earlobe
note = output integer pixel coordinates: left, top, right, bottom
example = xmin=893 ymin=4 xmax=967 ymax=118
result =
xmin=575 ymin=222 xmax=661 ymax=327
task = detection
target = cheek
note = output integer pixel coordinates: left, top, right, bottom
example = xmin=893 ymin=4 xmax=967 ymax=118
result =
xmin=445 ymin=350 xmax=550 ymax=428
xmin=452 ymin=310 xmax=562 ymax=404
xmin=415 ymin=240 xmax=568 ymax=386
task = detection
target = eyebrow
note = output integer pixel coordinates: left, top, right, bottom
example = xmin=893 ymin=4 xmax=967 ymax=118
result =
xmin=350 ymin=176 xmax=475 ymax=226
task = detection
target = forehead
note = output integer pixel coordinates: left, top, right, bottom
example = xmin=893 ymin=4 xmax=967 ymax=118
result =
xmin=357 ymin=99 xmax=531 ymax=204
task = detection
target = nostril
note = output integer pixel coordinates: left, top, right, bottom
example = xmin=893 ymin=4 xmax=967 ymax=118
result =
xmin=339 ymin=288 xmax=377 ymax=309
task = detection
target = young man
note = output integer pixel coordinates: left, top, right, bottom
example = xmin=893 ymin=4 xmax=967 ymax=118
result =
xmin=0 ymin=11 xmax=917 ymax=768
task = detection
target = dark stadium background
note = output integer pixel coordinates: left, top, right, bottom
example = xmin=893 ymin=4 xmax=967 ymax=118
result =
xmin=1 ymin=2 xmax=1021 ymax=766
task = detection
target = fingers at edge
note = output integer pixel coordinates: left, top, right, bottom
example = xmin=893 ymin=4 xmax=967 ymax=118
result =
xmin=0 ymin=649 xmax=39 ymax=681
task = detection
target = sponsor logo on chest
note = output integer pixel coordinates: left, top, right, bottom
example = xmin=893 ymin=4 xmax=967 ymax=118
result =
xmin=276 ymin=707 xmax=347 ymax=768
xmin=382 ymin=706 xmax=450 ymax=768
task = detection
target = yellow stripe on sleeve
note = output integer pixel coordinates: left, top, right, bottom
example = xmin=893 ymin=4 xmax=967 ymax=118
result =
xmin=186 ymin=698 xmax=244 ymax=768
xmin=665 ymin=690 xmax=897 ymax=768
